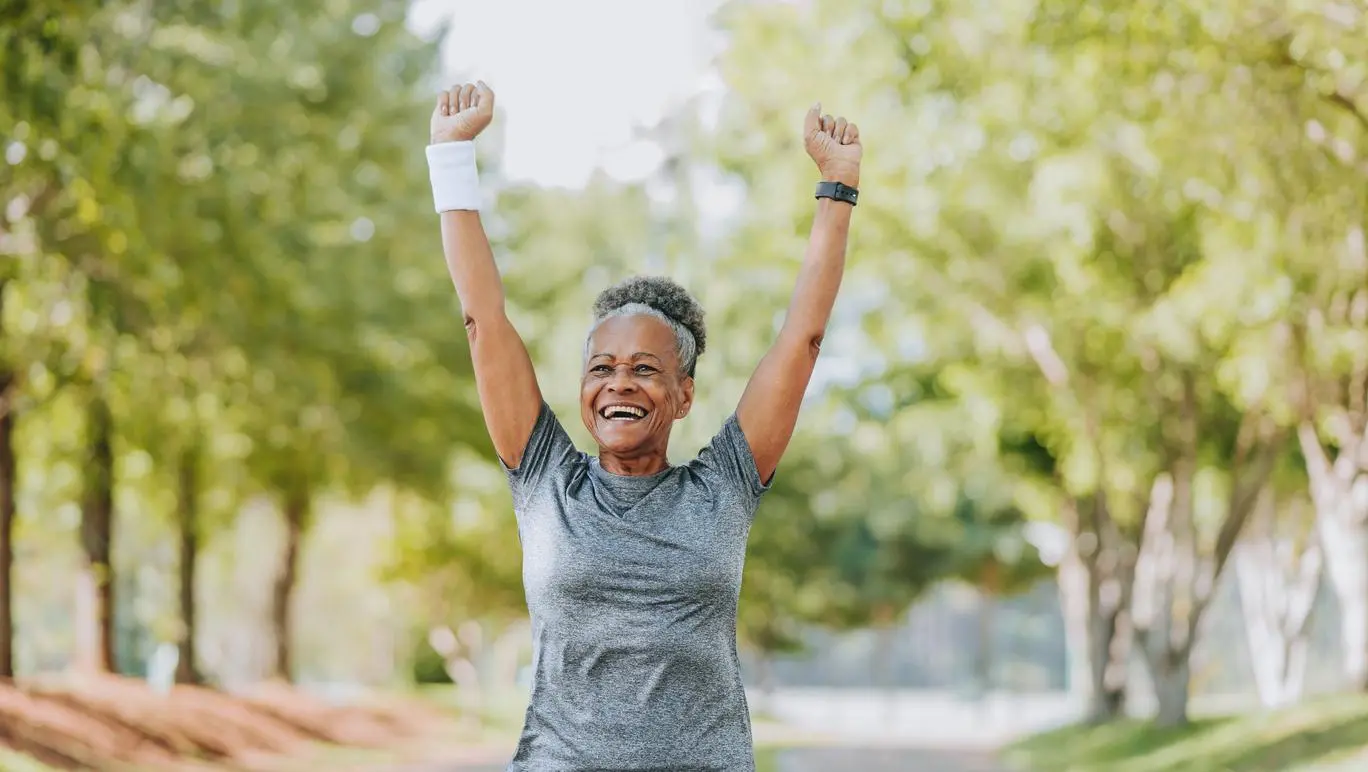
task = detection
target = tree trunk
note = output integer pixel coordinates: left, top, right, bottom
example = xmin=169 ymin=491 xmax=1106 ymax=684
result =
xmin=490 ymin=620 xmax=528 ymax=694
xmin=1133 ymin=389 xmax=1279 ymax=728
xmin=1234 ymin=493 xmax=1321 ymax=708
xmin=1057 ymin=541 xmax=1093 ymax=704
xmin=1148 ymin=649 xmax=1192 ymax=728
xmin=76 ymin=396 xmax=116 ymax=674
xmin=270 ymin=486 xmax=309 ymax=682
xmin=1062 ymin=496 xmax=1135 ymax=723
xmin=975 ymin=592 xmax=993 ymax=692
xmin=1134 ymin=463 xmax=1196 ymax=728
xmin=431 ymin=621 xmax=485 ymax=717
xmin=1085 ymin=567 xmax=1132 ymax=722
xmin=1023 ymin=323 xmax=1134 ymax=720
xmin=175 ymin=442 xmax=201 ymax=685
xmin=1319 ymin=508 xmax=1368 ymax=689
xmin=1298 ymin=421 xmax=1368 ymax=691
xmin=0 ymin=383 xmax=15 ymax=679
xmin=975 ymin=562 xmax=1000 ymax=696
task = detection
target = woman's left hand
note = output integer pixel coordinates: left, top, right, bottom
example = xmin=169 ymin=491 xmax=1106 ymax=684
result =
xmin=803 ymin=103 xmax=861 ymax=188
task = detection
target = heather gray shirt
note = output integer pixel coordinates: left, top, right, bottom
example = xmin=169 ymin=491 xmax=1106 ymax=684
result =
xmin=502 ymin=402 xmax=771 ymax=772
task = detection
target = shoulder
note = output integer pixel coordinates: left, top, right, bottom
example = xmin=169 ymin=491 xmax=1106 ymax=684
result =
xmin=687 ymin=413 xmax=772 ymax=503
xmin=502 ymin=402 xmax=587 ymax=498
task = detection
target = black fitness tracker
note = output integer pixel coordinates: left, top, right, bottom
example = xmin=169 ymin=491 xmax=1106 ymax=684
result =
xmin=815 ymin=180 xmax=858 ymax=206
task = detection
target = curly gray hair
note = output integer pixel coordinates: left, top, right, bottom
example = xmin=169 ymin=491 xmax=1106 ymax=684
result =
xmin=586 ymin=276 xmax=707 ymax=377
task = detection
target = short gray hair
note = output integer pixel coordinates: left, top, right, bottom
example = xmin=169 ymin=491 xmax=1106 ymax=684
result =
xmin=585 ymin=276 xmax=707 ymax=377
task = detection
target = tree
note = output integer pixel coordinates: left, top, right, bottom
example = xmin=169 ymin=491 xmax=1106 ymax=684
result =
xmin=140 ymin=0 xmax=460 ymax=682
xmin=950 ymin=502 xmax=1051 ymax=696
xmin=0 ymin=0 xmax=157 ymax=674
xmin=1234 ymin=480 xmax=1322 ymax=708
xmin=1224 ymin=3 xmax=1368 ymax=693
xmin=699 ymin=0 xmax=1342 ymax=726
xmin=0 ymin=365 xmax=12 ymax=679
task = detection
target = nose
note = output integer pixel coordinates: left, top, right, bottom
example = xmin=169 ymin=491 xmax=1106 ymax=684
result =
xmin=605 ymin=366 xmax=637 ymax=392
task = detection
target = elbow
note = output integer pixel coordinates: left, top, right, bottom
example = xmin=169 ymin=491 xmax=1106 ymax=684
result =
xmin=459 ymin=298 xmax=507 ymax=335
xmin=780 ymin=327 xmax=824 ymax=361
xmin=464 ymin=306 xmax=517 ymax=347
xmin=462 ymin=306 xmax=505 ymax=343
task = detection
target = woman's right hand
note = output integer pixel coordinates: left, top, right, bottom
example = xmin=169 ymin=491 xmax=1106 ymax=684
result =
xmin=431 ymin=81 xmax=495 ymax=144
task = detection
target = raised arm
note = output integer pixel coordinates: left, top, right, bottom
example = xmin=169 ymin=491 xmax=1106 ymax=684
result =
xmin=736 ymin=103 xmax=862 ymax=482
xmin=429 ymin=81 xmax=542 ymax=468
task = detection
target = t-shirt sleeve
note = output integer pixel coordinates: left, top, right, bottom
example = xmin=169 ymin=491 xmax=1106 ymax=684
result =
xmin=693 ymin=412 xmax=774 ymax=505
xmin=500 ymin=401 xmax=579 ymax=503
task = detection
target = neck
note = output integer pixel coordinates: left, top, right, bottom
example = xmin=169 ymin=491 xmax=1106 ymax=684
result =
xmin=597 ymin=449 xmax=670 ymax=476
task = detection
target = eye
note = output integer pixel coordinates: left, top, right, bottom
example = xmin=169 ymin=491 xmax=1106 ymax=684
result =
xmin=590 ymin=364 xmax=612 ymax=374
xmin=634 ymin=364 xmax=657 ymax=375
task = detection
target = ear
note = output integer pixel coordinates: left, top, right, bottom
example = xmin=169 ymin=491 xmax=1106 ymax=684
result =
xmin=676 ymin=376 xmax=695 ymax=420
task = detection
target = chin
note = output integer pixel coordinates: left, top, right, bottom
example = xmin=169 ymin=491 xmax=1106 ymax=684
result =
xmin=593 ymin=419 xmax=655 ymax=452
xmin=597 ymin=439 xmax=643 ymax=456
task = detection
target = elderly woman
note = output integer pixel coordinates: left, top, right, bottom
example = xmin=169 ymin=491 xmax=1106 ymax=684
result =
xmin=425 ymin=81 xmax=861 ymax=772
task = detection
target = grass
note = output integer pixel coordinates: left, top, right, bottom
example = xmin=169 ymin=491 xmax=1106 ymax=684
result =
xmin=754 ymin=747 xmax=781 ymax=771
xmin=1004 ymin=694 xmax=1368 ymax=772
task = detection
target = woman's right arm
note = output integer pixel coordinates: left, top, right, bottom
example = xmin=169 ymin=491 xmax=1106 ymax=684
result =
xmin=442 ymin=210 xmax=542 ymax=469
xmin=430 ymin=82 xmax=542 ymax=468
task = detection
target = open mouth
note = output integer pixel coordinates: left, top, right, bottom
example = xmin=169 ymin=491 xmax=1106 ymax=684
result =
xmin=599 ymin=404 xmax=648 ymax=422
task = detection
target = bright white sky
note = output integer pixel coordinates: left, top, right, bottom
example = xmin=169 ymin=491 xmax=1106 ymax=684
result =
xmin=408 ymin=0 xmax=726 ymax=188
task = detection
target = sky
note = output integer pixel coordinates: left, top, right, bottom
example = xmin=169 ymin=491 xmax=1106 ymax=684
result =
xmin=408 ymin=0 xmax=727 ymax=188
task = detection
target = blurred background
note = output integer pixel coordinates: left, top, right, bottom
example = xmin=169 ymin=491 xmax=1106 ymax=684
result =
xmin=3 ymin=0 xmax=1368 ymax=770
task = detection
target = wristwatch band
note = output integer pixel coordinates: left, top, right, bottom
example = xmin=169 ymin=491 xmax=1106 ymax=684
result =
xmin=815 ymin=180 xmax=858 ymax=206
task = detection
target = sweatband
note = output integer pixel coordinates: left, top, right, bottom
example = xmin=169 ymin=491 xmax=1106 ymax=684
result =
xmin=426 ymin=141 xmax=481 ymax=212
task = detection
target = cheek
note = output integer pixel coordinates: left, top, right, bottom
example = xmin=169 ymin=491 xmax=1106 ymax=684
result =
xmin=649 ymin=380 xmax=682 ymax=409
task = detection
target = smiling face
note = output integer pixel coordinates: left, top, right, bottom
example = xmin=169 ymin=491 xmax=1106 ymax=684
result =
xmin=581 ymin=314 xmax=694 ymax=463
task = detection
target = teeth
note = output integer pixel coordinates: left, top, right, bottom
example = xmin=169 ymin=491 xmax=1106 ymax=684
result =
xmin=601 ymin=404 xmax=646 ymax=419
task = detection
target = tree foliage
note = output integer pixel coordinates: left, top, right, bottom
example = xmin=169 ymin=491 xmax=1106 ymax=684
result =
xmin=6 ymin=0 xmax=1368 ymax=736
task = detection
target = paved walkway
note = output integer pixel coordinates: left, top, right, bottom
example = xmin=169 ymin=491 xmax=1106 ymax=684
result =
xmin=411 ymin=747 xmax=1009 ymax=771
xmin=392 ymin=690 xmax=1050 ymax=771
xmin=763 ymin=747 xmax=1008 ymax=771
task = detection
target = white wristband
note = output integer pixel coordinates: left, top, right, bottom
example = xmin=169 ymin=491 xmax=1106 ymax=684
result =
xmin=426 ymin=141 xmax=481 ymax=212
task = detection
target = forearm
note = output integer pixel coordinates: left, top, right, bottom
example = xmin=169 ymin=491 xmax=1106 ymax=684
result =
xmin=779 ymin=199 xmax=853 ymax=346
xmin=439 ymin=210 xmax=507 ymax=324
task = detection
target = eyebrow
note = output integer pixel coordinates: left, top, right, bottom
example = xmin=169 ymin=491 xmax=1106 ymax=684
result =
xmin=588 ymin=352 xmax=664 ymax=362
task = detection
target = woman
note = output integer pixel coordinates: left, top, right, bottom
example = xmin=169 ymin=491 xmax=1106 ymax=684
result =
xmin=425 ymin=80 xmax=861 ymax=772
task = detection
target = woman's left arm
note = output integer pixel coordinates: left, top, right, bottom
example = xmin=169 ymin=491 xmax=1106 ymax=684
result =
xmin=736 ymin=104 xmax=862 ymax=483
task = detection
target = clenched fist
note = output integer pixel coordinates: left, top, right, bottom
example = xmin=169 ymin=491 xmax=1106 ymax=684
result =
xmin=431 ymin=81 xmax=495 ymax=144
xmin=803 ymin=103 xmax=861 ymax=188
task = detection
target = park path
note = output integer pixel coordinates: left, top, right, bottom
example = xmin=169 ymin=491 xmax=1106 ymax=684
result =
xmin=400 ymin=746 xmax=1009 ymax=772
xmin=388 ymin=690 xmax=1048 ymax=772
xmin=760 ymin=747 xmax=1009 ymax=771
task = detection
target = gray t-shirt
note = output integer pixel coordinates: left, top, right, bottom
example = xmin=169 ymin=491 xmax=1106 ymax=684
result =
xmin=502 ymin=401 xmax=771 ymax=772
